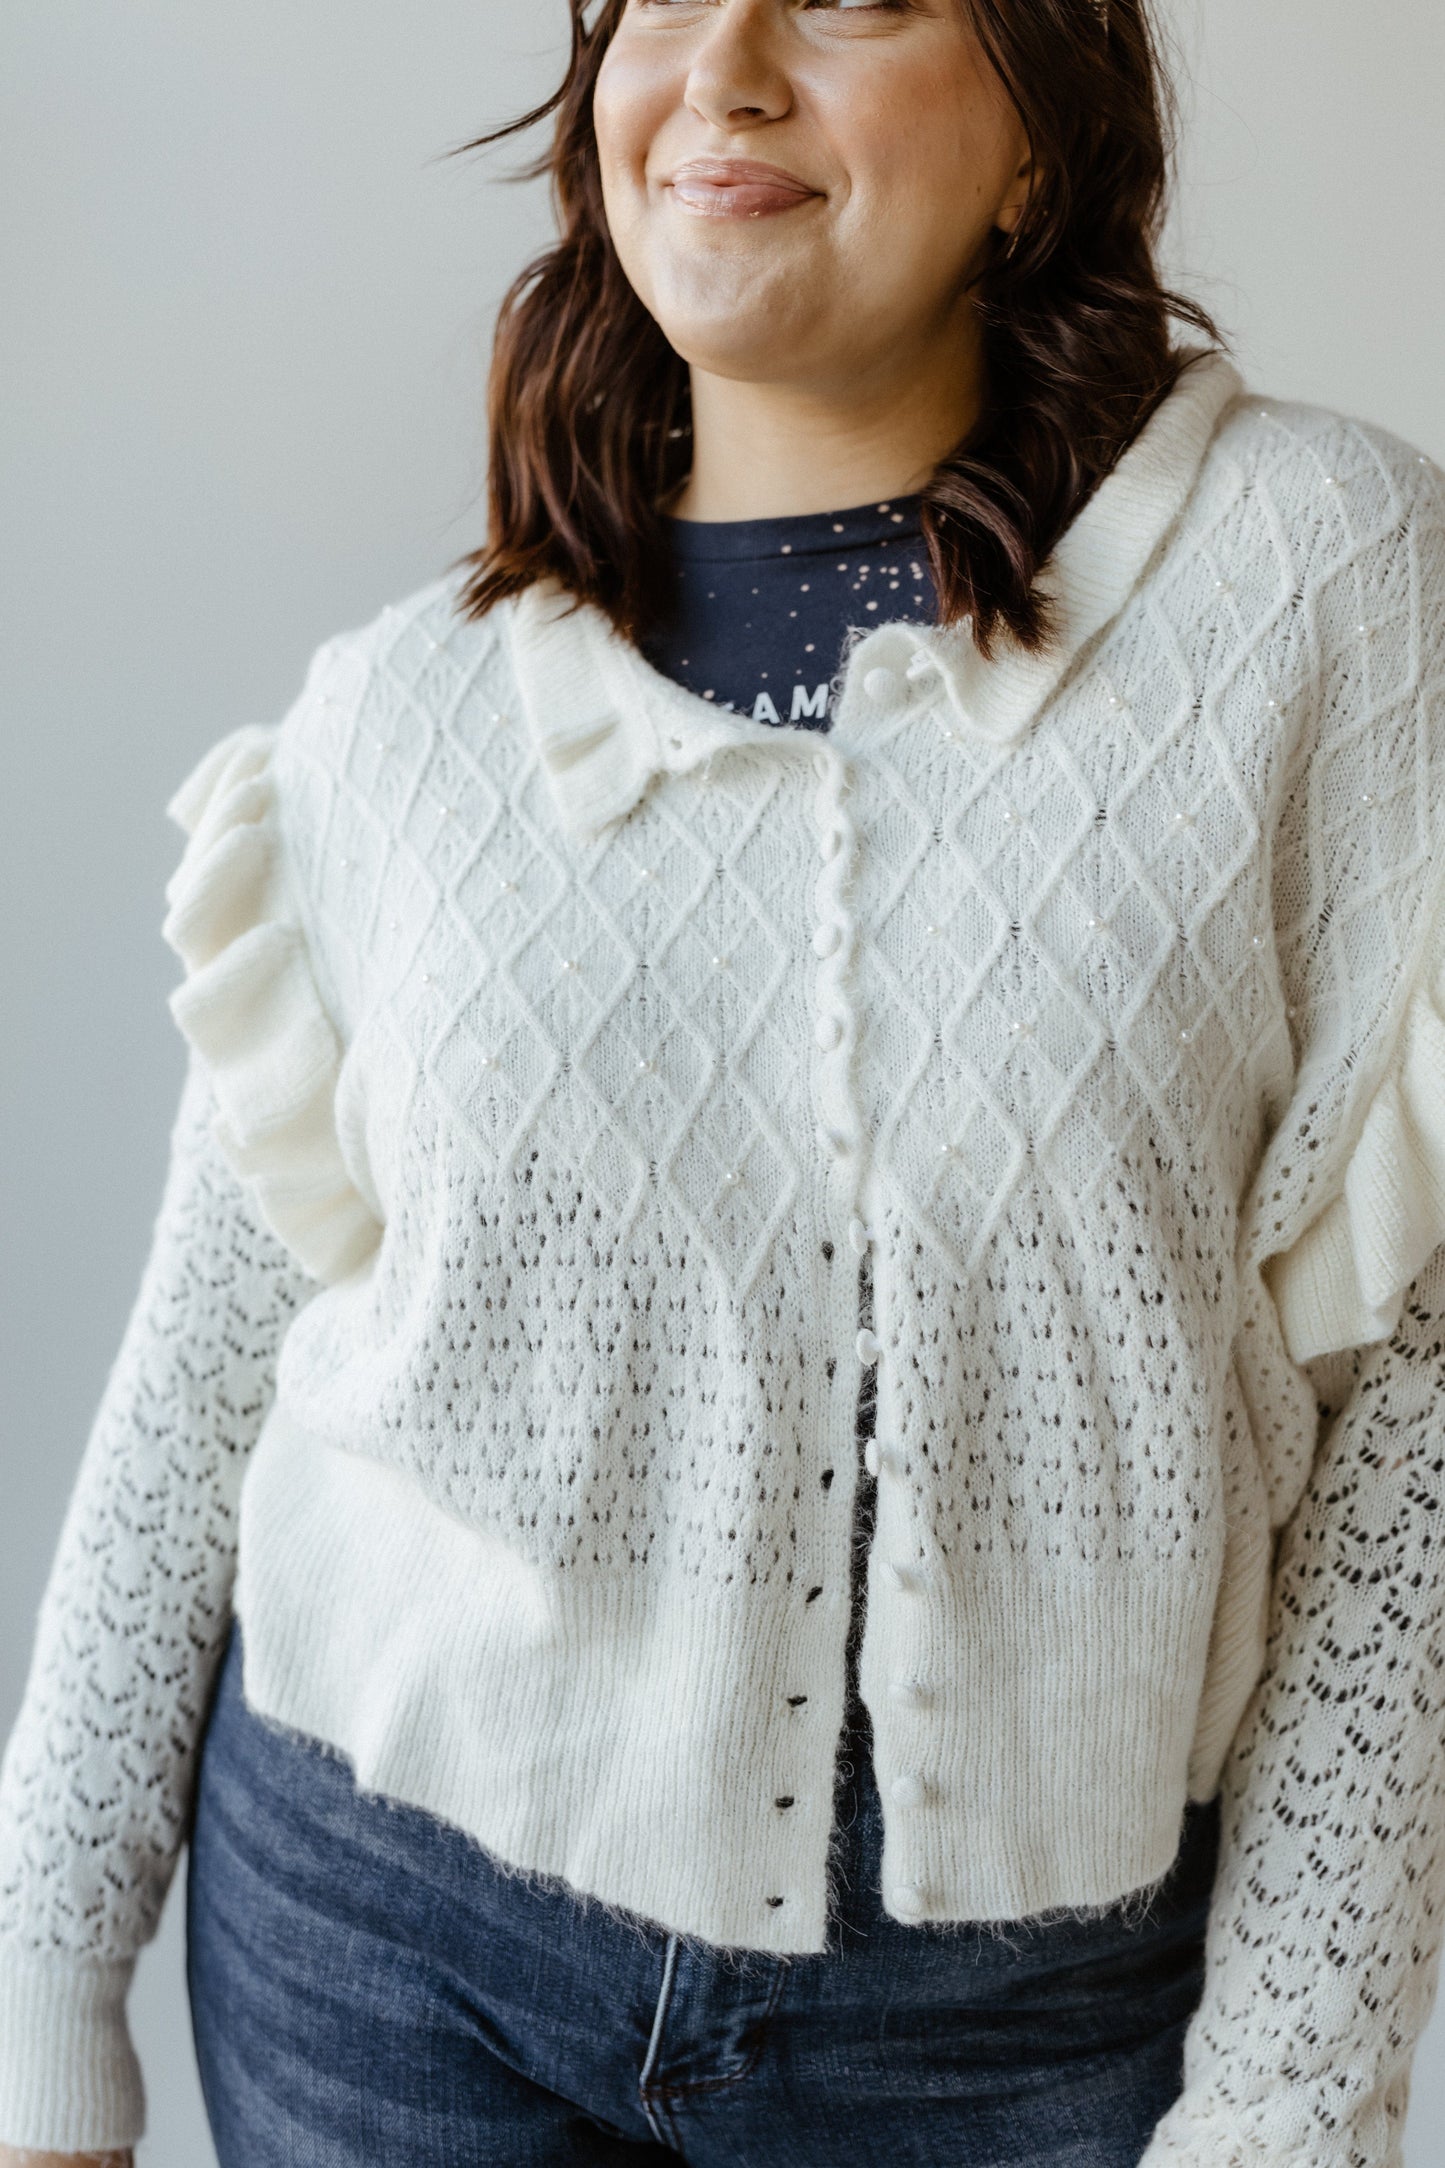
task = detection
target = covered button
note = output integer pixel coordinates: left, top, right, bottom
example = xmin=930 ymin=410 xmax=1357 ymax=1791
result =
xmin=863 ymin=666 xmax=907 ymax=709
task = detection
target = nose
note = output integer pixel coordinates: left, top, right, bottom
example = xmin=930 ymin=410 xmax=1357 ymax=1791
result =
xmin=685 ymin=0 xmax=794 ymax=131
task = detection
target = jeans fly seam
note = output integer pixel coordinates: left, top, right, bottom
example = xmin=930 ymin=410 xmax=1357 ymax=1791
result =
xmin=638 ymin=1932 xmax=681 ymax=2141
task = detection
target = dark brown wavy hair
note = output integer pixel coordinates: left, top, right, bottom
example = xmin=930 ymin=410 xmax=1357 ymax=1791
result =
xmin=446 ymin=0 xmax=1223 ymax=660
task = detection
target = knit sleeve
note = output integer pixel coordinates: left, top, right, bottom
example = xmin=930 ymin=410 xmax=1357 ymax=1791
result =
xmin=1141 ymin=1242 xmax=1445 ymax=2168
xmin=0 ymin=1049 xmax=318 ymax=2154
xmin=0 ymin=684 xmax=383 ymax=2152
xmin=1142 ymin=438 xmax=1445 ymax=2165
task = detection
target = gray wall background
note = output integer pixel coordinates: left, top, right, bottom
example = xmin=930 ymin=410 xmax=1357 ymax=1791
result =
xmin=2 ymin=3 xmax=1442 ymax=2160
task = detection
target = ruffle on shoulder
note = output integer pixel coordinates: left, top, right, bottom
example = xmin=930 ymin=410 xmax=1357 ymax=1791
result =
xmin=1264 ymin=893 xmax=1445 ymax=1365
xmin=160 ymin=722 xmax=384 ymax=1286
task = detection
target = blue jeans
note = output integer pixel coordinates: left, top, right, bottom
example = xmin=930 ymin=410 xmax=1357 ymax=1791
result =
xmin=186 ymin=1612 xmax=1219 ymax=2166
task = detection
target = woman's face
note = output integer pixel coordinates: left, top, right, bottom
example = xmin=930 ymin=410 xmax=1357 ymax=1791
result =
xmin=594 ymin=0 xmax=1033 ymax=397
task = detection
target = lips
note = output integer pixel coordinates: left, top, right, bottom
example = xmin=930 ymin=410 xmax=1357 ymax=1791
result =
xmin=668 ymin=158 xmax=821 ymax=220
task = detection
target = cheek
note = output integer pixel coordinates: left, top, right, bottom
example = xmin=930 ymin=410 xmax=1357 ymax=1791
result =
xmin=832 ymin=67 xmax=1012 ymax=276
xmin=593 ymin=42 xmax=675 ymax=187
xmin=594 ymin=43 xmax=686 ymax=292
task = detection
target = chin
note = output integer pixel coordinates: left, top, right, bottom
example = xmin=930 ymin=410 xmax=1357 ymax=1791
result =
xmin=650 ymin=292 xmax=833 ymax=387
xmin=647 ymin=248 xmax=831 ymax=363
xmin=657 ymin=321 xmax=814 ymax=383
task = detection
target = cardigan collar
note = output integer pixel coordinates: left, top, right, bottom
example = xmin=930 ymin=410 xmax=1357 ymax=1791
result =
xmin=507 ymin=346 xmax=1245 ymax=844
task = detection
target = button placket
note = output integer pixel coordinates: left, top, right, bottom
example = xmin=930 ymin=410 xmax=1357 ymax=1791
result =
xmin=803 ymin=732 xmax=874 ymax=1805
xmin=808 ymin=741 xmax=862 ymax=1188
xmin=868 ymin=1324 xmax=940 ymax=1920
xmin=835 ymin=637 xmax=949 ymax=1929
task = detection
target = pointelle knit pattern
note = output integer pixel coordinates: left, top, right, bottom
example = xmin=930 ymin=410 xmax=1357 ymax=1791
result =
xmin=1 ymin=348 xmax=1444 ymax=2163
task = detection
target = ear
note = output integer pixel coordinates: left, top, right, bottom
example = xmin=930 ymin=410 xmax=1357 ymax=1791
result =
xmin=994 ymin=138 xmax=1038 ymax=240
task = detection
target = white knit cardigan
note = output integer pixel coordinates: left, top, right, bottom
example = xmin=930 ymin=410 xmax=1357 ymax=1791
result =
xmin=3 ymin=348 xmax=1445 ymax=2166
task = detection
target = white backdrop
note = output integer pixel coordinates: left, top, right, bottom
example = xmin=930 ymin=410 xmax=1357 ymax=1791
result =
xmin=1 ymin=4 xmax=1442 ymax=2162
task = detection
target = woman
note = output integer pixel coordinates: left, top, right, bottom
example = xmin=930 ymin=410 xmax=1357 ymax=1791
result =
xmin=2 ymin=1 xmax=1443 ymax=2163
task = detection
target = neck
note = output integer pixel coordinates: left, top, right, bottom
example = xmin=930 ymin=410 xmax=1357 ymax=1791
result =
xmin=668 ymin=319 xmax=985 ymax=524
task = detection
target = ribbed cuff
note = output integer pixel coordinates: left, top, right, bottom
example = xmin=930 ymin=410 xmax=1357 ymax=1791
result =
xmin=0 ymin=1947 xmax=144 ymax=2153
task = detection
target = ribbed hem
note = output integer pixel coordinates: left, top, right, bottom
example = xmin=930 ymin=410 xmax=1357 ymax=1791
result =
xmin=0 ymin=1947 xmax=143 ymax=2153
xmin=234 ymin=1409 xmax=1235 ymax=1955
xmin=236 ymin=1410 xmax=858 ymax=1955
xmin=859 ymin=1551 xmax=1222 ymax=1921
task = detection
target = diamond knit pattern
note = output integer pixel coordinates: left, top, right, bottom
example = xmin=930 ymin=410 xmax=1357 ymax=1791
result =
xmin=1 ymin=383 xmax=1444 ymax=2163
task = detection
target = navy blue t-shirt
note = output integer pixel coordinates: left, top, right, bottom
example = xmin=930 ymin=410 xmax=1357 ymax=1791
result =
xmin=637 ymin=495 xmax=937 ymax=730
